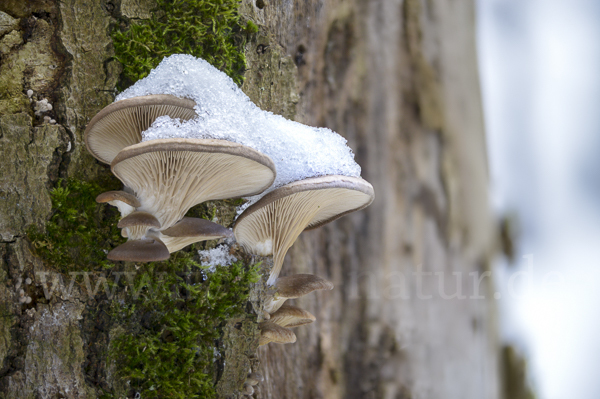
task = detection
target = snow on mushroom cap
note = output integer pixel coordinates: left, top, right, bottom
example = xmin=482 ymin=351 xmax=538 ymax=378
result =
xmin=116 ymin=54 xmax=361 ymax=200
xmin=110 ymin=138 xmax=276 ymax=230
xmin=233 ymin=175 xmax=374 ymax=285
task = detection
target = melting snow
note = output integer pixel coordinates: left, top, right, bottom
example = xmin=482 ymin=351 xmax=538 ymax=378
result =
xmin=116 ymin=54 xmax=361 ymax=201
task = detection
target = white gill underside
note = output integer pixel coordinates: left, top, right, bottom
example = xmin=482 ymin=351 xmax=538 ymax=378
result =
xmin=158 ymin=233 xmax=224 ymax=253
xmin=125 ymin=225 xmax=152 ymax=240
xmin=236 ymin=188 xmax=371 ymax=286
xmin=113 ymin=150 xmax=273 ymax=230
xmin=90 ymin=104 xmax=196 ymax=163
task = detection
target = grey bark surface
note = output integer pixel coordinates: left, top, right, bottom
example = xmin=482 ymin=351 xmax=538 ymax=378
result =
xmin=0 ymin=0 xmax=501 ymax=398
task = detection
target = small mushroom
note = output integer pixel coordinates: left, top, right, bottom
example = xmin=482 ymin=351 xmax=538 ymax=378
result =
xmin=96 ymin=190 xmax=141 ymax=217
xmin=245 ymin=372 xmax=264 ymax=386
xmin=111 ymin=138 xmax=276 ymax=231
xmin=259 ymin=321 xmax=296 ymax=346
xmin=157 ymin=217 xmax=233 ymax=253
xmin=269 ymin=304 xmax=316 ymax=328
xmin=242 ymin=383 xmax=254 ymax=395
xmin=84 ymin=94 xmax=197 ymax=164
xmin=265 ymin=274 xmax=333 ymax=313
xmin=234 ymin=175 xmax=374 ymax=285
xmin=117 ymin=211 xmax=161 ymax=239
xmin=107 ymin=238 xmax=170 ymax=262
xmin=108 ymin=211 xmax=168 ymax=262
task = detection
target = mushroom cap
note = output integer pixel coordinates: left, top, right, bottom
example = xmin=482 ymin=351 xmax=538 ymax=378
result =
xmin=118 ymin=211 xmax=161 ymax=240
xmin=258 ymin=321 xmax=297 ymax=346
xmin=85 ymin=94 xmax=197 ymax=164
xmin=95 ymin=191 xmax=141 ymax=208
xmin=107 ymin=238 xmax=170 ymax=262
xmin=246 ymin=373 xmax=264 ymax=386
xmin=275 ymin=274 xmax=334 ymax=298
xmin=243 ymin=384 xmax=254 ymax=396
xmin=111 ymin=138 xmax=276 ymax=230
xmin=264 ymin=274 xmax=334 ymax=313
xmin=117 ymin=211 xmax=161 ymax=229
xmin=234 ymin=175 xmax=374 ymax=285
xmin=161 ymin=217 xmax=231 ymax=238
xmin=158 ymin=217 xmax=233 ymax=253
xmin=269 ymin=304 xmax=316 ymax=328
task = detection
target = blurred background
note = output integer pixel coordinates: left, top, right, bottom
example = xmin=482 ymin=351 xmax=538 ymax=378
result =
xmin=477 ymin=0 xmax=600 ymax=398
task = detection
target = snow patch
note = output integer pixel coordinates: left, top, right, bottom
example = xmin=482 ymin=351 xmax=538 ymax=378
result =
xmin=116 ymin=54 xmax=362 ymax=202
xmin=198 ymin=246 xmax=237 ymax=272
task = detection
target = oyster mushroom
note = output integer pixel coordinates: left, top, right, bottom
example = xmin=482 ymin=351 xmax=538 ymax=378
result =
xmin=108 ymin=211 xmax=170 ymax=262
xmin=156 ymin=217 xmax=233 ymax=253
xmin=107 ymin=238 xmax=170 ymax=262
xmin=111 ymin=138 xmax=276 ymax=231
xmin=269 ymin=304 xmax=316 ymax=328
xmin=258 ymin=321 xmax=296 ymax=346
xmin=265 ymin=274 xmax=333 ymax=313
xmin=117 ymin=211 xmax=160 ymax=239
xmin=234 ymin=175 xmax=374 ymax=285
xmin=245 ymin=372 xmax=264 ymax=386
xmin=96 ymin=190 xmax=141 ymax=217
xmin=85 ymin=94 xmax=197 ymax=164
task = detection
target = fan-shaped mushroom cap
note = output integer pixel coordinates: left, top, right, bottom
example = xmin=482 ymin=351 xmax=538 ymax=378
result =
xmin=85 ymin=94 xmax=197 ymax=164
xmin=258 ymin=321 xmax=296 ymax=346
xmin=245 ymin=372 xmax=264 ymax=386
xmin=118 ymin=211 xmax=161 ymax=240
xmin=96 ymin=190 xmax=141 ymax=217
xmin=156 ymin=217 xmax=233 ymax=253
xmin=269 ymin=304 xmax=316 ymax=328
xmin=265 ymin=274 xmax=334 ymax=313
xmin=107 ymin=238 xmax=170 ymax=262
xmin=234 ymin=175 xmax=374 ymax=285
xmin=243 ymin=384 xmax=254 ymax=396
xmin=111 ymin=138 xmax=276 ymax=230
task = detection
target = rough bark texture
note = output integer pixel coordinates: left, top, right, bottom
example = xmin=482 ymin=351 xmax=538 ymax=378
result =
xmin=0 ymin=0 xmax=501 ymax=398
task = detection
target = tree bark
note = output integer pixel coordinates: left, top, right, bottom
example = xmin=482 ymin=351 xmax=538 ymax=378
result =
xmin=0 ymin=0 xmax=500 ymax=398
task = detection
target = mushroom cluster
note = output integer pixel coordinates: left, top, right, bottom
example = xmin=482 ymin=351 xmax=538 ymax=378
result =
xmin=85 ymin=95 xmax=276 ymax=261
xmin=233 ymin=175 xmax=373 ymax=346
xmin=84 ymin=57 xmax=374 ymax=357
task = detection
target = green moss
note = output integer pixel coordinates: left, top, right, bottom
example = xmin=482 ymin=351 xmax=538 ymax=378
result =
xmin=107 ymin=256 xmax=260 ymax=398
xmin=28 ymin=176 xmax=259 ymax=396
xmin=112 ymin=0 xmax=256 ymax=89
xmin=27 ymin=177 xmax=124 ymax=273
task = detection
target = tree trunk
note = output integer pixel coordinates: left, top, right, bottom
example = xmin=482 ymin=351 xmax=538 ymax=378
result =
xmin=0 ymin=0 xmax=500 ymax=398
